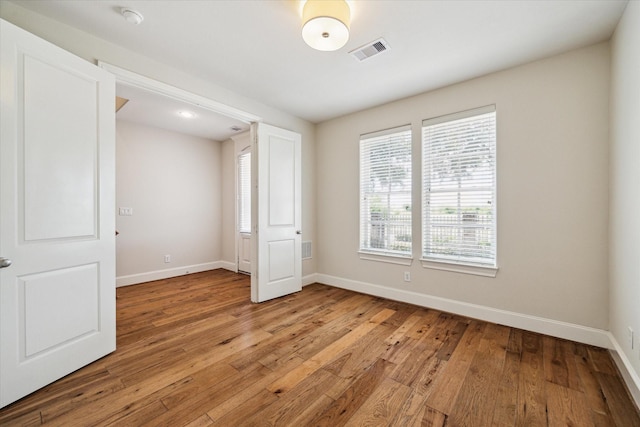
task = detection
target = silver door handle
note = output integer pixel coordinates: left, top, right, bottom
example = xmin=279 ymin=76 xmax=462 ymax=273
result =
xmin=296 ymin=230 xmax=302 ymax=235
xmin=0 ymin=257 xmax=12 ymax=269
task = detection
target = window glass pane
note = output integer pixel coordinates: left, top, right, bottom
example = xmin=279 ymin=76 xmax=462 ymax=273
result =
xmin=360 ymin=126 xmax=412 ymax=256
xmin=422 ymin=107 xmax=496 ymax=266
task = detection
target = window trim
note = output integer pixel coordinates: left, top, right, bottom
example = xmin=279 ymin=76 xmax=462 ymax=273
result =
xmin=421 ymin=104 xmax=496 ymax=127
xmin=359 ymin=251 xmax=413 ymax=266
xmin=420 ymin=258 xmax=498 ymax=277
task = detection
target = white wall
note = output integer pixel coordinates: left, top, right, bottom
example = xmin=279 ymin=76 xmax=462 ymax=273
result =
xmin=317 ymin=43 xmax=610 ymax=336
xmin=116 ymin=121 xmax=222 ymax=285
xmin=0 ymin=2 xmax=317 ymax=277
xmin=609 ymin=0 xmax=640 ymax=402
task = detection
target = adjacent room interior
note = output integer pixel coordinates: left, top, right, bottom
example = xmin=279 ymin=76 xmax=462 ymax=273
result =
xmin=113 ymin=81 xmax=253 ymax=286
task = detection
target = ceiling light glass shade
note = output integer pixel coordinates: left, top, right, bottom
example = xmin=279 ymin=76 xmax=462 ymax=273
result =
xmin=302 ymin=0 xmax=350 ymax=51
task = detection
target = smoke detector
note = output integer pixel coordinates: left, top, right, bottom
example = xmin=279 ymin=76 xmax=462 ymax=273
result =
xmin=121 ymin=8 xmax=144 ymax=25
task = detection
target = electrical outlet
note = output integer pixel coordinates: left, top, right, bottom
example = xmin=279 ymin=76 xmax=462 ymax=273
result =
xmin=628 ymin=327 xmax=634 ymax=349
xmin=164 ymin=254 xmax=171 ymax=263
xmin=403 ymin=271 xmax=411 ymax=282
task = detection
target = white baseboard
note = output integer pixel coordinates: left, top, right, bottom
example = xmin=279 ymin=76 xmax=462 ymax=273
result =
xmin=302 ymin=273 xmax=318 ymax=287
xmin=315 ymin=273 xmax=612 ymax=349
xmin=608 ymin=333 xmax=640 ymax=410
xmin=116 ymin=261 xmax=227 ymax=287
xmin=218 ymin=261 xmax=237 ymax=272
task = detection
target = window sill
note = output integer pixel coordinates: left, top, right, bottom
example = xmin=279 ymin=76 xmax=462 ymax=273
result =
xmin=420 ymin=258 xmax=498 ymax=277
xmin=359 ymin=251 xmax=413 ymax=266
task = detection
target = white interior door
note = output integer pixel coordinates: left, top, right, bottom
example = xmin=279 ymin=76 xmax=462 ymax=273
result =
xmin=237 ymin=149 xmax=252 ymax=274
xmin=251 ymin=123 xmax=302 ymax=303
xmin=0 ymin=20 xmax=116 ymax=408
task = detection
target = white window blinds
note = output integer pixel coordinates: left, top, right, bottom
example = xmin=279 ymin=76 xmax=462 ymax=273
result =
xmin=422 ymin=106 xmax=496 ymax=266
xmin=360 ymin=125 xmax=412 ymax=256
xmin=238 ymin=151 xmax=251 ymax=234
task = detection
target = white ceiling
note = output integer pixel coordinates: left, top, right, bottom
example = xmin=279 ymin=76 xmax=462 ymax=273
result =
xmin=8 ymin=0 xmax=628 ymax=128
xmin=115 ymin=83 xmax=250 ymax=142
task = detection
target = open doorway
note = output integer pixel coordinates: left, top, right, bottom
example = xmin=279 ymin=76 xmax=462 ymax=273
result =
xmin=102 ymin=62 xmax=259 ymax=287
xmin=237 ymin=143 xmax=252 ymax=274
xmin=103 ymin=63 xmax=303 ymax=303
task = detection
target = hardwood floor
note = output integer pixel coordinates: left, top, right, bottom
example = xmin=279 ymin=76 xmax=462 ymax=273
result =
xmin=1 ymin=269 xmax=639 ymax=426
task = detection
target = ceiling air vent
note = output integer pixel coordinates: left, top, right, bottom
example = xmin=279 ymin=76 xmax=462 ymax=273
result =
xmin=349 ymin=38 xmax=390 ymax=62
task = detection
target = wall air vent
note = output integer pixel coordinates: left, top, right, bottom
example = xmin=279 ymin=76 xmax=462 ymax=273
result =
xmin=349 ymin=38 xmax=390 ymax=62
xmin=302 ymin=241 xmax=312 ymax=260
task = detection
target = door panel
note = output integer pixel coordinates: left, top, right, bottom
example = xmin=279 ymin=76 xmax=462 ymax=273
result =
xmin=268 ymin=239 xmax=296 ymax=281
xmin=0 ymin=19 xmax=116 ymax=408
xmin=23 ymin=55 xmax=99 ymax=241
xmin=268 ymin=137 xmax=295 ymax=226
xmin=238 ymin=232 xmax=251 ymax=274
xmin=22 ymin=264 xmax=99 ymax=357
xmin=251 ymin=124 xmax=301 ymax=303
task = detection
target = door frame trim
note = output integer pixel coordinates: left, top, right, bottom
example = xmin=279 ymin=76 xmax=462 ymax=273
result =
xmin=98 ymin=62 xmax=262 ymax=124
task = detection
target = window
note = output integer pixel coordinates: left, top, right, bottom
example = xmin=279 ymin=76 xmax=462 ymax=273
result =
xmin=359 ymin=125 xmax=412 ymax=257
xmin=238 ymin=151 xmax=251 ymax=234
xmin=422 ymin=106 xmax=496 ymax=268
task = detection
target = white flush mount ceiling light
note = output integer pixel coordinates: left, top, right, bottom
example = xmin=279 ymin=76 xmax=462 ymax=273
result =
xmin=302 ymin=0 xmax=350 ymax=51
xmin=121 ymin=8 xmax=144 ymax=25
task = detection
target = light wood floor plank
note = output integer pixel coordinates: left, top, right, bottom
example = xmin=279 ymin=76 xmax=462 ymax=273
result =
xmin=266 ymin=308 xmax=395 ymax=394
xmin=205 ymin=356 xmax=305 ymax=422
xmin=348 ymin=376 xmax=412 ymax=426
xmin=595 ymin=371 xmax=640 ymax=427
xmin=416 ymin=405 xmax=447 ymax=427
xmin=308 ymin=357 xmax=395 ymax=427
xmin=423 ymin=319 xmax=486 ymax=415
xmin=446 ymin=323 xmax=511 ymax=425
xmin=240 ymin=368 xmax=338 ymax=426
xmin=516 ymin=344 xmax=548 ymax=426
xmin=546 ymin=382 xmax=595 ymax=427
